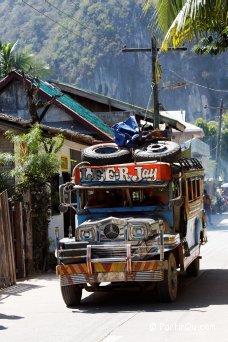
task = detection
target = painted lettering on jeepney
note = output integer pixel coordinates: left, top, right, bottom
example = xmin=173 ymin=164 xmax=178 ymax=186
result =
xmin=80 ymin=166 xmax=158 ymax=183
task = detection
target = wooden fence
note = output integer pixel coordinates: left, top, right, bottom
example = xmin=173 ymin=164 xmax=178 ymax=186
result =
xmin=0 ymin=190 xmax=16 ymax=288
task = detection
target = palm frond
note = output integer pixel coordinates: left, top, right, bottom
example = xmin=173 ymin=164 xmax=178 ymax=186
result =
xmin=160 ymin=0 xmax=228 ymax=50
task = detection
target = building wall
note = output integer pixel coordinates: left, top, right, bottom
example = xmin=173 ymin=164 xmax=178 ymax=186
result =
xmin=0 ymin=81 xmax=28 ymax=118
xmin=95 ymin=111 xmax=133 ymax=127
xmin=0 ymin=131 xmax=14 ymax=153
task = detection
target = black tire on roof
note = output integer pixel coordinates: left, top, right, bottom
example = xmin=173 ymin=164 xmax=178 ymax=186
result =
xmin=82 ymin=143 xmax=132 ymax=166
xmin=133 ymin=141 xmax=181 ymax=163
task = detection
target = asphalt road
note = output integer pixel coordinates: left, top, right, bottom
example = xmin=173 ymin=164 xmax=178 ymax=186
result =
xmin=1 ymin=213 xmax=228 ymax=342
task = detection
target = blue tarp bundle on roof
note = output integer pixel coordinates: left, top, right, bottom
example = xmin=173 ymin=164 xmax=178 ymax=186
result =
xmin=112 ymin=116 xmax=140 ymax=147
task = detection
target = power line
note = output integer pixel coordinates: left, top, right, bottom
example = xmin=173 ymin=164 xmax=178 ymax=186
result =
xmin=168 ymin=69 xmax=228 ymax=93
xmin=22 ymin=0 xmax=86 ymax=39
xmin=44 ymin=0 xmax=125 ymax=47
xmin=44 ymin=0 xmax=80 ymax=25
xmin=22 ymin=0 xmax=125 ymax=49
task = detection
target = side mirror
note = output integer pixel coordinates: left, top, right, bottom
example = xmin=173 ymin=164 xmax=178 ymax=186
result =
xmin=169 ymin=197 xmax=183 ymax=207
xmin=58 ymin=203 xmax=68 ymax=213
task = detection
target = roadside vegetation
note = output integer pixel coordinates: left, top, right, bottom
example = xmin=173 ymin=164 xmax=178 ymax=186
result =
xmin=0 ymin=124 xmax=64 ymax=273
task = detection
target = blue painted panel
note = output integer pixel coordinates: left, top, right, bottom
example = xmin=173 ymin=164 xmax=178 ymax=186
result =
xmin=77 ymin=206 xmax=173 ymax=226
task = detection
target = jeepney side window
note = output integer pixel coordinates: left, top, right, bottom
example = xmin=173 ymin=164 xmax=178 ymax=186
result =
xmin=187 ymin=179 xmax=193 ymax=202
xmin=172 ymin=180 xmax=180 ymax=198
xmin=196 ymin=179 xmax=201 ymax=198
xmin=192 ymin=180 xmax=197 ymax=200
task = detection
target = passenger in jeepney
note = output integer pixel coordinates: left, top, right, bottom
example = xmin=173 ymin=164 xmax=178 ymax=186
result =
xmin=84 ymin=189 xmax=107 ymax=208
xmin=141 ymin=188 xmax=165 ymax=206
xmin=84 ymin=189 xmax=123 ymax=208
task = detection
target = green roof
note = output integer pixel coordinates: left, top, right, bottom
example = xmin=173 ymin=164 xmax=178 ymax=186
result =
xmin=36 ymin=80 xmax=113 ymax=136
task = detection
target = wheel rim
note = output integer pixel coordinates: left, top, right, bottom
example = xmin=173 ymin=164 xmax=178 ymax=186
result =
xmin=146 ymin=143 xmax=167 ymax=153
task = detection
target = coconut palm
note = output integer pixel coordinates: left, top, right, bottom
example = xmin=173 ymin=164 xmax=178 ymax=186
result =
xmin=0 ymin=40 xmax=50 ymax=78
xmin=144 ymin=0 xmax=228 ymax=55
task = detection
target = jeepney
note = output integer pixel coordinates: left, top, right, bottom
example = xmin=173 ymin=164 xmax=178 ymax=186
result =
xmin=56 ymin=156 xmax=207 ymax=306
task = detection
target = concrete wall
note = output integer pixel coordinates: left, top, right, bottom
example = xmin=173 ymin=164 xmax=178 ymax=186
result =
xmin=95 ymin=111 xmax=133 ymax=127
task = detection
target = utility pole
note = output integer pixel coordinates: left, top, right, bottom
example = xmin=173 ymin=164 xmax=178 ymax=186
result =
xmin=151 ymin=36 xmax=159 ymax=129
xmin=215 ymin=98 xmax=223 ymax=182
xmin=122 ymin=35 xmax=186 ymax=129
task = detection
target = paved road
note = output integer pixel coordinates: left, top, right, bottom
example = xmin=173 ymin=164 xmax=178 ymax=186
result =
xmin=1 ymin=213 xmax=228 ymax=342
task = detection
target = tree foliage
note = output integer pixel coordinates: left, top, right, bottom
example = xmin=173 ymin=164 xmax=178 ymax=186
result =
xmin=0 ymin=0 xmax=150 ymax=84
xmin=0 ymin=124 xmax=64 ymax=271
xmin=195 ymin=116 xmax=228 ymax=179
xmin=144 ymin=0 xmax=228 ymax=55
xmin=0 ymin=40 xmax=50 ymax=78
xmin=3 ymin=124 xmax=64 ymax=187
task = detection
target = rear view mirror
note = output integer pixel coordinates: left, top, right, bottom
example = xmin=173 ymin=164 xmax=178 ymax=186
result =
xmin=58 ymin=204 xmax=68 ymax=213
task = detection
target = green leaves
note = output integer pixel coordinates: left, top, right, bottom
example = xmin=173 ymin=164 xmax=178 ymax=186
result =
xmin=2 ymin=124 xmax=64 ymax=190
xmin=0 ymin=40 xmax=50 ymax=78
xmin=145 ymin=0 xmax=228 ymax=55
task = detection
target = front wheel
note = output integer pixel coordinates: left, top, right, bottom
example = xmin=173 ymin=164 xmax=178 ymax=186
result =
xmin=61 ymin=284 xmax=82 ymax=307
xmin=158 ymin=252 xmax=178 ymax=302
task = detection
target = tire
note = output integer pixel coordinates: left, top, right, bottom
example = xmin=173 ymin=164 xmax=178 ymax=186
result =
xmin=82 ymin=143 xmax=132 ymax=166
xmin=186 ymin=258 xmax=200 ymax=277
xmin=158 ymin=252 xmax=178 ymax=302
xmin=61 ymin=284 xmax=82 ymax=307
xmin=134 ymin=141 xmax=181 ymax=163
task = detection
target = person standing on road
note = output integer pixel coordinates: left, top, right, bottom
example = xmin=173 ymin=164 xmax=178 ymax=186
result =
xmin=204 ymin=189 xmax=213 ymax=225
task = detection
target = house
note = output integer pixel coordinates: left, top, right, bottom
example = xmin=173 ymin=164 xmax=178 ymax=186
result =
xmin=0 ymin=112 xmax=104 ymax=245
xmin=52 ymin=80 xmax=186 ymax=132
xmin=0 ymin=71 xmax=113 ymax=244
xmin=0 ymin=71 xmax=112 ymax=138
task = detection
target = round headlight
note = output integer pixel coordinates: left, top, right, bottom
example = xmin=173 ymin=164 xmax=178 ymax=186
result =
xmin=79 ymin=228 xmax=95 ymax=241
xmin=130 ymin=225 xmax=147 ymax=239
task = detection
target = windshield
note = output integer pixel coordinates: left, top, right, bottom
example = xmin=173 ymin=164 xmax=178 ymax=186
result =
xmin=79 ymin=187 xmax=169 ymax=209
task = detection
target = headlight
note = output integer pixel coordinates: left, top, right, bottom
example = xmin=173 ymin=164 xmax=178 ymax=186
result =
xmin=77 ymin=227 xmax=96 ymax=241
xmin=130 ymin=224 xmax=147 ymax=239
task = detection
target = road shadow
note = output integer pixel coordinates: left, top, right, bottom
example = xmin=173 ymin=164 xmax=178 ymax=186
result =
xmin=0 ymin=283 xmax=44 ymax=302
xmin=71 ymin=268 xmax=228 ymax=314
xmin=0 ymin=313 xmax=23 ymax=331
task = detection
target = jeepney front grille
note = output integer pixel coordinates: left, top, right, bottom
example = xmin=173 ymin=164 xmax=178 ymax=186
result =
xmin=92 ymin=247 xmax=127 ymax=258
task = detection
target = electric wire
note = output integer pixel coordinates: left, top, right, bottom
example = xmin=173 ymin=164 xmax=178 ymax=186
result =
xmin=168 ymin=68 xmax=228 ymax=93
xmin=22 ymin=0 xmax=126 ymax=49
xmin=21 ymin=0 xmax=82 ymax=38
xmin=44 ymin=0 xmax=82 ymax=25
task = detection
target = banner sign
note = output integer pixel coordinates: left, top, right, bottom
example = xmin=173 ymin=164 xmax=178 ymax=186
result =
xmin=74 ymin=163 xmax=171 ymax=184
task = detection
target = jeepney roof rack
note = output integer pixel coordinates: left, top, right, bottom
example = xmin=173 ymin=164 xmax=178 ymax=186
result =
xmin=172 ymin=158 xmax=203 ymax=171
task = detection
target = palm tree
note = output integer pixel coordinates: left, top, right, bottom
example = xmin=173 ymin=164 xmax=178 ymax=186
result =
xmin=0 ymin=40 xmax=50 ymax=78
xmin=144 ymin=0 xmax=228 ymax=55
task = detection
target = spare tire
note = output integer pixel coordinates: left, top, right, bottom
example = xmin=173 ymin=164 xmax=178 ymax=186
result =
xmin=134 ymin=141 xmax=181 ymax=163
xmin=82 ymin=143 xmax=132 ymax=166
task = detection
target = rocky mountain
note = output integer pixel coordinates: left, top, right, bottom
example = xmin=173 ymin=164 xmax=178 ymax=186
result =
xmin=0 ymin=0 xmax=227 ymax=122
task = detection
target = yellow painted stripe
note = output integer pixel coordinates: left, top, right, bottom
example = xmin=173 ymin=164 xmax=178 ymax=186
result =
xmin=56 ymin=260 xmax=168 ymax=276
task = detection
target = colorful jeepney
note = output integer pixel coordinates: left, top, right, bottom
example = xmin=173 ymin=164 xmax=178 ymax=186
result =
xmin=56 ymin=158 xmax=207 ymax=306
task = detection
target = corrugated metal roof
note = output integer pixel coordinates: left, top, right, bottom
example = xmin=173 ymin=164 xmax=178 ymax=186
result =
xmin=36 ymin=80 xmax=113 ymax=137
xmin=53 ymin=81 xmax=186 ymax=132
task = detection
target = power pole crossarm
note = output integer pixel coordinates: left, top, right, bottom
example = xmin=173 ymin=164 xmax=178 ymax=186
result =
xmin=122 ymin=39 xmax=187 ymax=129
